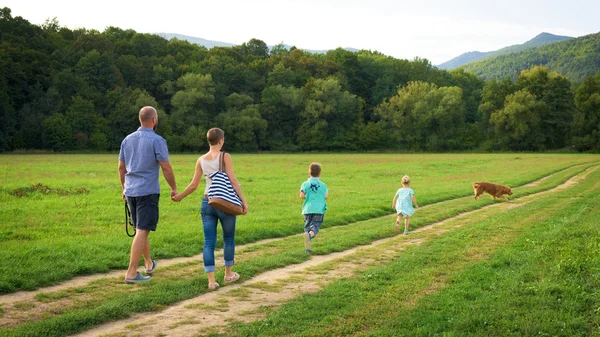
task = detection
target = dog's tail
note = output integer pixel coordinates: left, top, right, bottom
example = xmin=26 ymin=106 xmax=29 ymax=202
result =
xmin=472 ymin=182 xmax=480 ymax=189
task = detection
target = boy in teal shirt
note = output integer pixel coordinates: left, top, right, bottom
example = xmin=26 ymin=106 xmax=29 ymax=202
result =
xmin=300 ymin=162 xmax=328 ymax=253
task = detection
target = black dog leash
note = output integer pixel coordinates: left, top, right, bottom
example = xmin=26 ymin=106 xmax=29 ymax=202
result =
xmin=125 ymin=200 xmax=136 ymax=237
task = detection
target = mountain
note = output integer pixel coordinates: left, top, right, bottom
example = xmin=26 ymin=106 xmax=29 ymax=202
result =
xmin=436 ymin=51 xmax=492 ymax=70
xmin=437 ymin=32 xmax=573 ymax=69
xmin=157 ymin=33 xmax=359 ymax=54
xmin=158 ymin=33 xmax=235 ymax=48
xmin=460 ymin=31 xmax=600 ymax=83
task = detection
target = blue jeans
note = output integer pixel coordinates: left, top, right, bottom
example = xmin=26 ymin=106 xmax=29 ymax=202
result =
xmin=201 ymin=198 xmax=237 ymax=272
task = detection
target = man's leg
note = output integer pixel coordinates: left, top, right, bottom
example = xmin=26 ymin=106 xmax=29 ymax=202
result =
xmin=143 ymin=236 xmax=152 ymax=271
xmin=126 ymin=229 xmax=150 ymax=279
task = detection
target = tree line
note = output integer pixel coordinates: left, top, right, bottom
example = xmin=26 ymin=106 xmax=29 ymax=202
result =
xmin=1 ymin=7 xmax=599 ymax=153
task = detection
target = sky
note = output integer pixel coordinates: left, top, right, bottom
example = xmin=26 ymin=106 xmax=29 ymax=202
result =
xmin=3 ymin=0 xmax=599 ymax=65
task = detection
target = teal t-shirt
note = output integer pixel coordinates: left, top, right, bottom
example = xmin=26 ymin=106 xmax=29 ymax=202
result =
xmin=300 ymin=177 xmax=328 ymax=214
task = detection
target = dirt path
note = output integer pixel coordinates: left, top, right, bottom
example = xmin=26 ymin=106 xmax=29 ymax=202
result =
xmin=72 ymin=166 xmax=598 ymax=337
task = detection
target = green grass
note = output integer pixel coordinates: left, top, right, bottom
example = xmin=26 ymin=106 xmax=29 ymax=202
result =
xmin=0 ymin=159 xmax=597 ymax=337
xmin=225 ymin=168 xmax=600 ymax=337
xmin=0 ymin=153 xmax=598 ymax=293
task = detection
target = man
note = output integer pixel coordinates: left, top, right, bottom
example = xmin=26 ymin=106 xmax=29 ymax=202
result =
xmin=118 ymin=106 xmax=177 ymax=283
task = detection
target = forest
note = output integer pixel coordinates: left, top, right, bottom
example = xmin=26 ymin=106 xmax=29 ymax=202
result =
xmin=1 ymin=7 xmax=599 ymax=153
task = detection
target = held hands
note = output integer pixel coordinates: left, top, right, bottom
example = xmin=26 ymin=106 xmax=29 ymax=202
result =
xmin=171 ymin=192 xmax=183 ymax=202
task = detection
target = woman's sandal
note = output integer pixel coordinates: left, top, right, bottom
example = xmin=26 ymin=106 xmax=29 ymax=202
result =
xmin=224 ymin=272 xmax=240 ymax=283
xmin=208 ymin=281 xmax=220 ymax=290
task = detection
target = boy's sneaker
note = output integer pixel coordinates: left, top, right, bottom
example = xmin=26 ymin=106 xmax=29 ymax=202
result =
xmin=303 ymin=232 xmax=312 ymax=251
xmin=304 ymin=249 xmax=312 ymax=254
xmin=404 ymin=229 xmax=409 ymax=235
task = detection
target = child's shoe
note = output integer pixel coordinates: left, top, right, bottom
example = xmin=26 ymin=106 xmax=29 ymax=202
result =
xmin=404 ymin=229 xmax=409 ymax=235
xmin=303 ymin=232 xmax=312 ymax=251
xmin=304 ymin=249 xmax=312 ymax=254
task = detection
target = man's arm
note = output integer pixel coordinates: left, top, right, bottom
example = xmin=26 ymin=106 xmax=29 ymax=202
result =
xmin=118 ymin=160 xmax=127 ymax=200
xmin=159 ymin=161 xmax=178 ymax=198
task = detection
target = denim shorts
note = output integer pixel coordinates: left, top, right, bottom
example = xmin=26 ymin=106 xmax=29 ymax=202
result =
xmin=303 ymin=213 xmax=324 ymax=236
xmin=126 ymin=194 xmax=160 ymax=231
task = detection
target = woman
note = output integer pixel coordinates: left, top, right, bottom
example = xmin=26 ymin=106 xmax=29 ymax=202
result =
xmin=172 ymin=128 xmax=248 ymax=289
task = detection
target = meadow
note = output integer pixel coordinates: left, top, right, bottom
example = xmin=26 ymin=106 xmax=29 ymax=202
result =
xmin=0 ymin=153 xmax=595 ymax=293
xmin=1 ymin=153 xmax=599 ymax=336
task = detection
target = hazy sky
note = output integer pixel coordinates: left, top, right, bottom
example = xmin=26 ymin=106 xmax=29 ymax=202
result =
xmin=4 ymin=0 xmax=599 ymax=64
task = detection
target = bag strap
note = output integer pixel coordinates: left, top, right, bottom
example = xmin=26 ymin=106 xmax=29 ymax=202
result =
xmin=219 ymin=151 xmax=227 ymax=172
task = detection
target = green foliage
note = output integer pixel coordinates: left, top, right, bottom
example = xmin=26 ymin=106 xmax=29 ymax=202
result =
xmin=376 ymin=81 xmax=465 ymax=150
xmin=440 ymin=32 xmax=572 ymax=70
xmin=462 ymin=32 xmax=600 ymax=83
xmin=0 ymin=6 xmax=598 ymax=152
xmin=215 ymin=94 xmax=267 ymax=151
xmin=297 ymin=78 xmax=364 ymax=150
xmin=516 ymin=66 xmax=574 ymax=149
xmin=571 ymin=71 xmax=600 ymax=151
xmin=41 ymin=113 xmax=72 ymax=151
xmin=490 ymin=90 xmax=545 ymax=150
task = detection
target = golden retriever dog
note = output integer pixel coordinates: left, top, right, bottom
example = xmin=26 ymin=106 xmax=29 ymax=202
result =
xmin=473 ymin=182 xmax=513 ymax=201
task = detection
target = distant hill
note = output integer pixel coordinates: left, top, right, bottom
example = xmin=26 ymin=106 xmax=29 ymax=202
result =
xmin=437 ymin=32 xmax=572 ymax=69
xmin=460 ymin=32 xmax=600 ymax=83
xmin=437 ymin=51 xmax=492 ymax=70
xmin=158 ymin=33 xmax=235 ymax=48
xmin=158 ymin=33 xmax=359 ymax=54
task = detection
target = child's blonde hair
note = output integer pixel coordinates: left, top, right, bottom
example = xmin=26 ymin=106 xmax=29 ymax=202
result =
xmin=401 ymin=175 xmax=410 ymax=184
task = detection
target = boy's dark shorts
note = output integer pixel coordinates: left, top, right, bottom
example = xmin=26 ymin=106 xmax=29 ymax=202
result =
xmin=126 ymin=194 xmax=160 ymax=231
xmin=303 ymin=213 xmax=324 ymax=236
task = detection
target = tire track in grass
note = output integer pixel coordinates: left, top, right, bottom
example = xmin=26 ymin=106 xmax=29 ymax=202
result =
xmin=0 ymin=163 xmax=589 ymax=306
xmin=72 ymin=167 xmax=598 ymax=337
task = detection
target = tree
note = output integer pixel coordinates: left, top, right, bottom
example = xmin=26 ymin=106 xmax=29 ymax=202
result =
xmin=215 ymin=93 xmax=267 ymax=151
xmin=42 ymin=114 xmax=72 ymax=151
xmin=571 ymin=71 xmax=600 ymax=151
xmin=260 ymin=85 xmax=304 ymax=150
xmin=242 ymin=38 xmax=269 ymax=59
xmin=270 ymin=42 xmax=288 ymax=56
xmin=75 ymin=49 xmax=122 ymax=95
xmin=297 ymin=78 xmax=364 ymax=150
xmin=106 ymin=88 xmax=158 ymax=149
xmin=0 ymin=91 xmax=16 ymax=151
xmin=376 ymin=81 xmax=465 ymax=150
xmin=516 ymin=66 xmax=574 ymax=149
xmin=65 ymin=96 xmax=95 ymax=148
xmin=490 ymin=89 xmax=545 ymax=151
xmin=170 ymin=73 xmax=215 ymax=134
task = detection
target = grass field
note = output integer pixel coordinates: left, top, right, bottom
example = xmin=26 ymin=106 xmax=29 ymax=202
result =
xmin=1 ymin=153 xmax=600 ymax=336
xmin=228 ymin=166 xmax=600 ymax=337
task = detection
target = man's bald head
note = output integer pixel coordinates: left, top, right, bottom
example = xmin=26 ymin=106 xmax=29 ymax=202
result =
xmin=139 ymin=106 xmax=157 ymax=122
xmin=139 ymin=106 xmax=158 ymax=129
